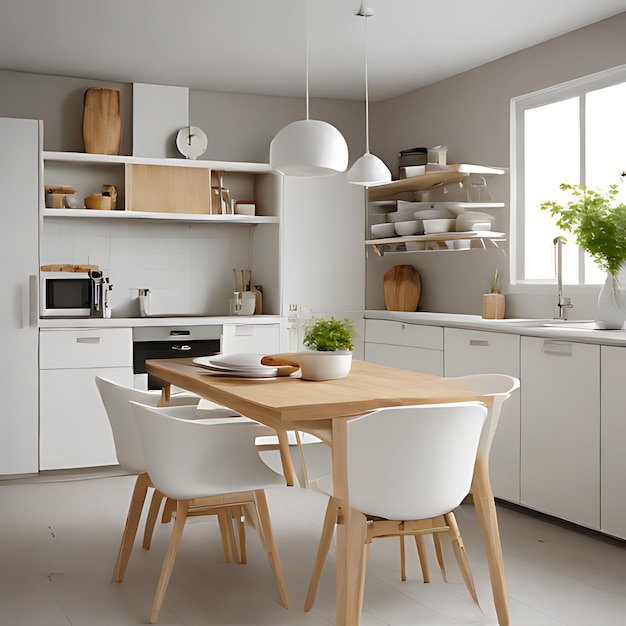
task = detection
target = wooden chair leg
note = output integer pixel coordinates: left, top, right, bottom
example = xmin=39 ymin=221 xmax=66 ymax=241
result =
xmin=142 ymin=489 xmax=166 ymax=550
xmin=432 ymin=532 xmax=447 ymax=581
xmin=216 ymin=509 xmax=233 ymax=563
xmin=445 ymin=512 xmax=479 ymax=606
xmin=400 ymin=535 xmax=407 ymax=581
xmin=160 ymin=497 xmax=176 ymax=524
xmin=414 ymin=534 xmax=431 ymax=583
xmin=245 ymin=491 xmax=289 ymax=609
xmin=304 ymin=496 xmax=339 ymax=612
xmin=233 ymin=505 xmax=247 ymax=564
xmin=112 ymin=472 xmax=150 ymax=583
xmin=149 ymin=500 xmax=190 ymax=624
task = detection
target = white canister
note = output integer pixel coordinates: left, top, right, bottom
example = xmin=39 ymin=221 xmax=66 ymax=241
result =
xmin=230 ymin=291 xmax=256 ymax=316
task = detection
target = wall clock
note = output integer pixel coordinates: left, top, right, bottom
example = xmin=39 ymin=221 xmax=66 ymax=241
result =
xmin=176 ymin=126 xmax=208 ymax=159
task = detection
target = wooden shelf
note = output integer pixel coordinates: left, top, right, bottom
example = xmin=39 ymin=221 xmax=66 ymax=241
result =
xmin=43 ymin=151 xmax=273 ymax=174
xmin=366 ymin=231 xmax=506 ymax=255
xmin=367 ymin=163 xmax=505 ymax=202
xmin=41 ymin=208 xmax=279 ymax=224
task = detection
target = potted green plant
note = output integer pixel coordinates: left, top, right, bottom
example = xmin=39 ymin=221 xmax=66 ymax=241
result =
xmin=541 ymin=183 xmax=626 ymax=328
xmin=299 ymin=316 xmax=356 ymax=380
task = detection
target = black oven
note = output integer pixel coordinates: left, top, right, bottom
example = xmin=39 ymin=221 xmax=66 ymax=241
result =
xmin=132 ymin=325 xmax=221 ymax=390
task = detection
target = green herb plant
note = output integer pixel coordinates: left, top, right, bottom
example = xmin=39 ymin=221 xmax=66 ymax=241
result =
xmin=541 ymin=183 xmax=626 ymax=280
xmin=303 ymin=316 xmax=355 ymax=352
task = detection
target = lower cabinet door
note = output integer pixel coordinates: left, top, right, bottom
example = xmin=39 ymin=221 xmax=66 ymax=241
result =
xmin=39 ymin=366 xmax=133 ymax=470
xmin=444 ymin=328 xmax=521 ymax=503
xmin=364 ymin=342 xmax=443 ymax=376
xmin=520 ymin=337 xmax=600 ymax=529
xmin=221 ymin=323 xmax=280 ymax=355
xmin=600 ymin=346 xmax=626 ymax=539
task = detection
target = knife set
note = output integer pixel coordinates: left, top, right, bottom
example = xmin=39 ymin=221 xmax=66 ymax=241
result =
xmin=231 ymin=269 xmax=262 ymax=315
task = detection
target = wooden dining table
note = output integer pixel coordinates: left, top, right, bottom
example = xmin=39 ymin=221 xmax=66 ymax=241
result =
xmin=146 ymin=357 xmax=510 ymax=626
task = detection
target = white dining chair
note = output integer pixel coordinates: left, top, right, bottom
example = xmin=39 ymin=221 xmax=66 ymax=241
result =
xmin=304 ymin=401 xmax=488 ymax=614
xmin=130 ymin=401 xmax=289 ymax=623
xmin=411 ymin=374 xmax=520 ymax=583
xmin=95 ymin=376 xmax=243 ymax=584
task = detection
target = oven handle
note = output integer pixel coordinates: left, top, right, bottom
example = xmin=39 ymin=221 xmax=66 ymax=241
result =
xmin=171 ymin=344 xmax=192 ymax=351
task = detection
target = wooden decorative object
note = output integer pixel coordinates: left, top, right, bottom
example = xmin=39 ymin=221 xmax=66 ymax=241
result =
xmin=125 ymin=164 xmax=211 ymax=214
xmin=383 ymin=265 xmax=421 ymax=312
xmin=82 ymin=88 xmax=122 ymax=155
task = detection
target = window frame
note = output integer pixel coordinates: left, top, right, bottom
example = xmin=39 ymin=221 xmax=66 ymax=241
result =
xmin=509 ymin=65 xmax=626 ymax=294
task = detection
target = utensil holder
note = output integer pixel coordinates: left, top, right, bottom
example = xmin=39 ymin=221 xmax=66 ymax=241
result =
xmin=482 ymin=293 xmax=505 ymax=319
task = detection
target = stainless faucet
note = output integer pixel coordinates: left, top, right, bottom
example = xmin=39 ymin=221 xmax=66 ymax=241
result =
xmin=553 ymin=236 xmax=573 ymax=319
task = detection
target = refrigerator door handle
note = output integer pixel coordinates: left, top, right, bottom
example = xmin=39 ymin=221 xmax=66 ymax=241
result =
xmin=28 ymin=274 xmax=38 ymax=328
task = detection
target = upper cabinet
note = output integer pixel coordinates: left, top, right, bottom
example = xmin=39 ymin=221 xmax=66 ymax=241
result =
xmin=365 ymin=164 xmax=506 ymax=254
xmin=41 ymin=151 xmax=281 ymax=224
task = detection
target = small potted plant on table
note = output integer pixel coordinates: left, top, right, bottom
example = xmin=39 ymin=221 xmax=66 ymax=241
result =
xmin=298 ymin=316 xmax=356 ymax=381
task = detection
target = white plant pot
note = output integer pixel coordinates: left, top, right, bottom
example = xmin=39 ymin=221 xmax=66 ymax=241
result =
xmin=297 ymin=351 xmax=353 ymax=381
xmin=597 ymin=265 xmax=626 ymax=330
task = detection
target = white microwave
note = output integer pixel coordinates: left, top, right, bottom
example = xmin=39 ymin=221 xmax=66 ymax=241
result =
xmin=40 ymin=272 xmax=95 ymax=317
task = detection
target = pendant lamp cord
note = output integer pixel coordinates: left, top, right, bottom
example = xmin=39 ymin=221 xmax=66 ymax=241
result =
xmin=305 ymin=0 xmax=310 ymax=120
xmin=364 ymin=12 xmax=370 ymax=152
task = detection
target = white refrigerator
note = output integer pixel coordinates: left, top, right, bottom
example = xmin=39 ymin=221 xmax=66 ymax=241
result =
xmin=0 ymin=117 xmax=40 ymax=476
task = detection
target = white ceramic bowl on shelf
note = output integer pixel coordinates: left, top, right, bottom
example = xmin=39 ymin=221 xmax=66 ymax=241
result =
xmin=370 ymin=223 xmax=395 ymax=238
xmin=423 ymin=218 xmax=456 ymax=234
xmin=394 ymin=220 xmax=423 ymax=236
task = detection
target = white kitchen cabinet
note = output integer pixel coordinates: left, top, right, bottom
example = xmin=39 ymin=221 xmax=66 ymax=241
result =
xmin=222 ymin=323 xmax=280 ymax=355
xmin=281 ymin=175 xmax=365 ymax=319
xmin=444 ymin=328 xmax=521 ymax=502
xmin=520 ymin=337 xmax=600 ymax=529
xmin=364 ymin=319 xmax=443 ymax=376
xmin=39 ymin=328 xmax=133 ymax=470
xmin=600 ymin=346 xmax=626 ymax=539
xmin=0 ymin=118 xmax=41 ymax=477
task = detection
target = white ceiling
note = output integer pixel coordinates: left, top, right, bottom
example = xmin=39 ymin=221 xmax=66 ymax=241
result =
xmin=1 ymin=0 xmax=624 ymax=101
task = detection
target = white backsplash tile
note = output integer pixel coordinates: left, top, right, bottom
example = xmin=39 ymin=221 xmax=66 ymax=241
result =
xmin=41 ymin=219 xmax=258 ymax=317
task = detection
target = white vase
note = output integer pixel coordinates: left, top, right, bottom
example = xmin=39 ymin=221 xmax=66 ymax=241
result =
xmin=596 ymin=265 xmax=626 ymax=330
xmin=297 ymin=351 xmax=353 ymax=381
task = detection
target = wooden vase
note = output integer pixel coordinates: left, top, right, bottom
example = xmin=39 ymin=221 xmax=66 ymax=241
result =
xmin=82 ymin=88 xmax=122 ymax=155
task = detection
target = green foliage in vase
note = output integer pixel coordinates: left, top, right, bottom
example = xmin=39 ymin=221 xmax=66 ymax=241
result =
xmin=541 ymin=183 xmax=626 ymax=279
xmin=303 ymin=316 xmax=355 ymax=352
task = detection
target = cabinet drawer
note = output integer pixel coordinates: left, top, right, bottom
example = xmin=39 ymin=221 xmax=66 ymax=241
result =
xmin=444 ymin=328 xmax=520 ymax=377
xmin=364 ymin=319 xmax=442 ymax=350
xmin=40 ymin=328 xmax=132 ymax=369
xmin=221 ymin=323 xmax=280 ymax=355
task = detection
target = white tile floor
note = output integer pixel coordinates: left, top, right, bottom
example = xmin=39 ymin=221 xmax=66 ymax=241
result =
xmin=1 ymin=472 xmax=625 ymax=625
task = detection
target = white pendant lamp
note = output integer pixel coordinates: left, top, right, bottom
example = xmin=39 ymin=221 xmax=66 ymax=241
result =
xmin=346 ymin=3 xmax=391 ymax=187
xmin=270 ymin=0 xmax=348 ymax=177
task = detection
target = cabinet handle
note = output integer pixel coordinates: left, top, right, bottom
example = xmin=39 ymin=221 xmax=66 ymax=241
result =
xmin=469 ymin=339 xmax=489 ymax=347
xmin=542 ymin=340 xmax=573 ymax=357
xmin=29 ymin=274 xmax=38 ymax=328
xmin=76 ymin=336 xmax=100 ymax=344
xmin=172 ymin=344 xmax=192 ymax=351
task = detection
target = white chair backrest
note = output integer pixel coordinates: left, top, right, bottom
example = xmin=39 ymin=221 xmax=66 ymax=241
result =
xmin=130 ymin=402 xmax=285 ymax=501
xmin=346 ymin=402 xmax=487 ymax=521
xmin=95 ymin=376 xmax=166 ymax=474
xmin=448 ymin=374 xmax=520 ymax=464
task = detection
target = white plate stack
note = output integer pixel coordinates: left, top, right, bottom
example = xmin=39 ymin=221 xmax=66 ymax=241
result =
xmin=193 ymin=353 xmax=279 ymax=378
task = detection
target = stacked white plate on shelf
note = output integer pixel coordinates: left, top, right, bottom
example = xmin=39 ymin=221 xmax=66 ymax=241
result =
xmin=193 ymin=353 xmax=280 ymax=378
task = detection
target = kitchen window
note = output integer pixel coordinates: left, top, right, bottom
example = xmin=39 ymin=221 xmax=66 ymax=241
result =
xmin=510 ymin=65 xmax=626 ymax=288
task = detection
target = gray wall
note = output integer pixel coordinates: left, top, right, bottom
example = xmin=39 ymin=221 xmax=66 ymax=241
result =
xmin=2 ymin=11 xmax=625 ymax=318
xmin=0 ymin=71 xmax=364 ymax=163
xmin=368 ymin=13 xmax=626 ymax=318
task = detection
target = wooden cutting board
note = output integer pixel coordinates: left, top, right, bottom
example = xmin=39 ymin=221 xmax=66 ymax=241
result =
xmin=83 ymin=88 xmax=122 ymax=155
xmin=384 ymin=265 xmax=421 ymax=311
